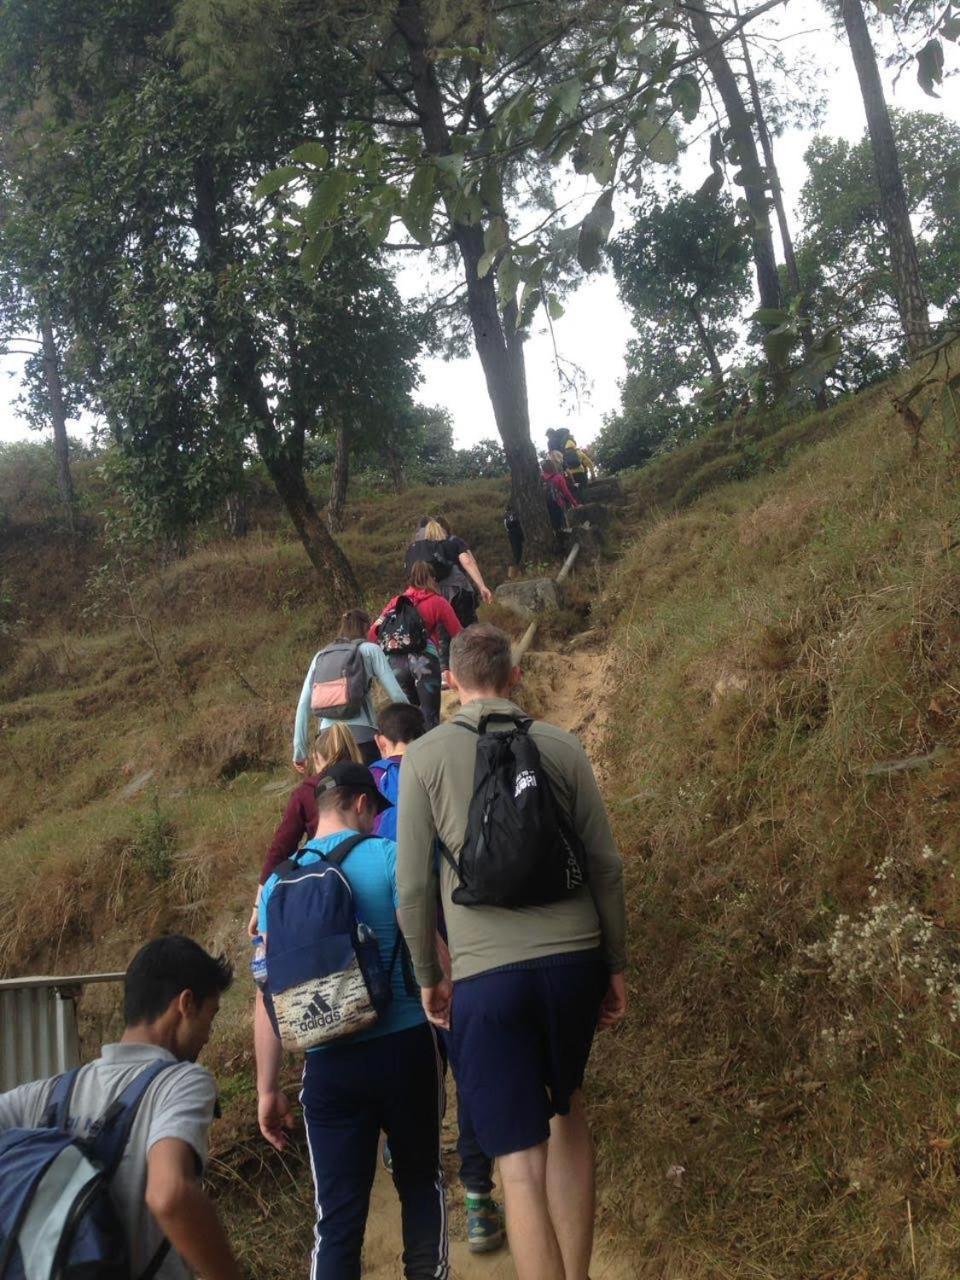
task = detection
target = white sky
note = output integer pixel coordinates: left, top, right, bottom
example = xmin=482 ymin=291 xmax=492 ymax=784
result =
xmin=1 ymin=2 xmax=956 ymax=450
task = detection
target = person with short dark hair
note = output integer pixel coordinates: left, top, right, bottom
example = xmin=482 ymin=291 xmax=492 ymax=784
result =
xmin=255 ymin=762 xmax=449 ymax=1280
xmin=293 ymin=609 xmax=409 ymax=768
xmin=396 ymin=625 xmax=627 ymax=1280
xmin=0 ymin=936 xmax=239 ymax=1280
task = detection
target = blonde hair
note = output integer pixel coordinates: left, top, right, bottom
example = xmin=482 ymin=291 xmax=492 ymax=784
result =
xmin=423 ymin=519 xmax=447 ymax=541
xmin=312 ymin=723 xmax=363 ymax=773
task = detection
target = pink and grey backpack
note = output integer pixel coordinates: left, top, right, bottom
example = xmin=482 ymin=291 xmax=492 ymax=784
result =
xmin=309 ymin=641 xmax=368 ymax=720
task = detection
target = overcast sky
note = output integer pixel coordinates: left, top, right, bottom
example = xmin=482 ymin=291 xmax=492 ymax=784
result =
xmin=1 ymin=2 xmax=956 ymax=450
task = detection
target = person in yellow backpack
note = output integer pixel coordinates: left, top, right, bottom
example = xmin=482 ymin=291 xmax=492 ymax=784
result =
xmin=558 ymin=432 xmax=596 ymax=500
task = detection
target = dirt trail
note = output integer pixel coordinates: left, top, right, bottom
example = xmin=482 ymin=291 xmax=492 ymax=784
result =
xmin=360 ymin=628 xmax=624 ymax=1279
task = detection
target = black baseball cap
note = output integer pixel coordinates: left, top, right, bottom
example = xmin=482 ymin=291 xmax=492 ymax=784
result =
xmin=314 ymin=761 xmax=393 ymax=813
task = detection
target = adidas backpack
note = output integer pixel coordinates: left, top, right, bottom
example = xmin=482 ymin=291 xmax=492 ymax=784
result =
xmin=310 ymin=641 xmax=368 ymax=720
xmin=377 ymin=596 xmax=428 ymax=656
xmin=263 ymin=835 xmax=396 ymax=1051
xmin=0 ymin=1060 xmax=173 ymax=1280
xmin=441 ymin=713 xmax=587 ymax=908
xmin=403 ymin=539 xmax=453 ymax=582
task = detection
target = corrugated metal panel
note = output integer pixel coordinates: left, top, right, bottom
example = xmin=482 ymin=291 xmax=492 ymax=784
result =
xmin=0 ymin=974 xmax=124 ymax=1091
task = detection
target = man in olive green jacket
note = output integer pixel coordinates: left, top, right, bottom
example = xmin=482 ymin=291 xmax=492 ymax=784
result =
xmin=396 ymin=624 xmax=627 ymax=1280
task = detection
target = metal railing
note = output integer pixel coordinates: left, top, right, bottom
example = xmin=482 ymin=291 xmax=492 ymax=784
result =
xmin=0 ymin=972 xmax=124 ymax=1091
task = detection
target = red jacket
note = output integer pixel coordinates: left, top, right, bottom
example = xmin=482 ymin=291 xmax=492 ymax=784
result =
xmin=259 ymin=774 xmax=319 ymax=885
xmin=543 ymin=470 xmax=580 ymax=510
xmin=369 ymin=587 xmax=463 ymax=651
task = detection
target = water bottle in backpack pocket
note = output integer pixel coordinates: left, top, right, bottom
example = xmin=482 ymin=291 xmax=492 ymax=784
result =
xmin=0 ymin=1061 xmax=173 ymax=1280
xmin=263 ymin=835 xmax=396 ymax=1051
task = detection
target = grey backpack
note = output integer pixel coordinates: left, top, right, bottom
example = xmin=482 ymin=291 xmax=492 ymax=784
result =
xmin=309 ymin=642 xmax=368 ymax=720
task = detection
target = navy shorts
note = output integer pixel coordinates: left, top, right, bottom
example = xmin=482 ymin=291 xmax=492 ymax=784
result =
xmin=449 ymin=951 xmax=607 ymax=1158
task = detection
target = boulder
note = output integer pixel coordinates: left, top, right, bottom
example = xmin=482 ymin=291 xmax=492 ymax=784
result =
xmin=582 ymin=477 xmax=623 ymax=504
xmin=570 ymin=502 xmax=612 ymax=531
xmin=494 ymin=577 xmax=560 ymax=620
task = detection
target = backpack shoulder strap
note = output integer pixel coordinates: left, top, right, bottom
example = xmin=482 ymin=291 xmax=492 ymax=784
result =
xmin=88 ymin=1060 xmax=176 ymax=1178
xmin=43 ymin=1067 xmax=81 ymax=1130
xmin=323 ymin=833 xmax=370 ymax=868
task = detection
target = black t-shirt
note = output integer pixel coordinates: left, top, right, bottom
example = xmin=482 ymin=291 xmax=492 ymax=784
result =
xmin=445 ymin=536 xmax=468 ymax=561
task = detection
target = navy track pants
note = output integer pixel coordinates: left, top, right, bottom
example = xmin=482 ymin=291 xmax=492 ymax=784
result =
xmin=300 ymin=1022 xmax=449 ymax=1280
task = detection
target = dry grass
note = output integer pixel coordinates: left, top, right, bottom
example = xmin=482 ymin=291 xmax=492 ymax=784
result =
xmin=589 ymin=380 xmax=960 ymax=1277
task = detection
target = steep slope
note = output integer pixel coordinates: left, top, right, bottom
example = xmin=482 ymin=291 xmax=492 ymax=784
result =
xmin=3 ymin=361 xmax=959 ymax=1278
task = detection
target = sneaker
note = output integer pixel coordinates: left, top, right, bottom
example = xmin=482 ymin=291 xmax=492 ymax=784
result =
xmin=465 ymin=1195 xmax=505 ymax=1253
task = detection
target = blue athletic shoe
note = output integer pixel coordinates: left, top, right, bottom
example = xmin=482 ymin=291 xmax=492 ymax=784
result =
xmin=465 ymin=1195 xmax=505 ymax=1253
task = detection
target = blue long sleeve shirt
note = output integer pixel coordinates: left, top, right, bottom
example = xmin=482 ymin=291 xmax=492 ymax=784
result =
xmin=293 ymin=641 xmax=409 ymax=763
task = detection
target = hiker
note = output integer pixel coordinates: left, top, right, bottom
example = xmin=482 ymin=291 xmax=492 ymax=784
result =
xmin=246 ymin=722 xmax=363 ymax=938
xmin=396 ymin=624 xmax=628 ymax=1280
xmin=293 ymin=608 xmax=409 ymax=769
xmin=370 ymin=701 xmax=426 ymax=841
xmin=255 ymin=762 xmax=449 ymax=1280
xmin=541 ymin=456 xmax=580 ymax=534
xmin=504 ymin=507 xmax=524 ymax=574
xmin=548 ymin=429 xmax=596 ymax=499
xmin=407 ymin=516 xmax=492 ymax=627
xmin=368 ymin=562 xmax=462 ymax=731
xmin=370 ymin=701 xmax=505 ymax=1255
xmin=0 ymin=935 xmax=239 ymax=1280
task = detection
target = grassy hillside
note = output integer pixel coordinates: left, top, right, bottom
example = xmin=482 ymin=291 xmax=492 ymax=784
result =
xmin=3 ymin=362 xmax=960 ymax=1278
xmin=592 ymin=368 xmax=960 ymax=1277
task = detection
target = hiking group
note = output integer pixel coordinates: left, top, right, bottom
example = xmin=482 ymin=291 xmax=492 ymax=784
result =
xmin=504 ymin=429 xmax=596 ymax=570
xmin=0 ymin=498 xmax=626 ymax=1280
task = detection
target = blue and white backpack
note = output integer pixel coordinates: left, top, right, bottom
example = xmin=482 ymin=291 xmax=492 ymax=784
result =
xmin=0 ymin=1060 xmax=173 ymax=1280
xmin=264 ymin=834 xmax=395 ymax=1052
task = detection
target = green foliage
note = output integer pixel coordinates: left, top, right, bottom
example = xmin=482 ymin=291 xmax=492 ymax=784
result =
xmin=129 ymin=795 xmax=176 ymax=881
xmin=797 ymin=109 xmax=960 ymax=388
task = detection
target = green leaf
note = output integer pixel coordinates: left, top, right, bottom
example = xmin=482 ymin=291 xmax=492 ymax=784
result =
xmin=300 ymin=227 xmax=333 ymax=274
xmin=497 ymin=253 xmax=521 ymax=308
xmin=917 ymin=39 xmax=944 ymax=96
xmin=577 ymin=190 xmax=615 ymax=272
xmin=435 ymin=152 xmax=465 ymax=183
xmin=634 ymin=117 xmax=678 ymax=165
xmin=364 ymin=208 xmax=392 ymax=246
xmin=252 ymin=166 xmax=299 ymax=200
xmin=518 ymin=282 xmax=542 ymax=328
xmin=553 ymin=76 xmax=583 ymax=118
xmin=753 ymin=307 xmax=790 ymax=327
xmin=303 ymin=170 xmax=352 ymax=235
xmin=573 ymin=130 xmax=615 ymax=185
xmin=533 ymin=101 xmax=561 ymax=151
xmin=764 ymin=327 xmax=797 ymax=366
xmin=669 ymin=74 xmax=701 ymax=123
xmin=403 ymin=163 xmax=437 ymax=245
xmin=477 ymin=250 xmax=497 ymax=279
xmin=547 ymin=294 xmax=565 ymax=321
xmin=291 ymin=142 xmax=329 ymax=168
xmin=484 ymin=216 xmax=508 ymax=255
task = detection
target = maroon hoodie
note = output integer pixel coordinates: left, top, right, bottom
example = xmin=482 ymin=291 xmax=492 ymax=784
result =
xmin=259 ymin=774 xmax=320 ymax=884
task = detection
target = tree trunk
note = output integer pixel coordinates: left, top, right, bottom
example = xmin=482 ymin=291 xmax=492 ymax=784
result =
xmin=395 ymin=0 xmax=556 ymax=559
xmin=328 ymin=421 xmax=348 ymax=532
xmin=736 ymin=10 xmax=828 ymax=409
xmin=689 ymin=301 xmax=724 ymax=387
xmin=840 ymin=0 xmax=932 ymax=356
xmin=685 ymin=0 xmax=782 ymax=315
xmin=39 ymin=310 xmax=76 ymax=532
xmin=192 ymin=154 xmax=360 ymax=599
xmin=385 ymin=442 xmax=406 ymax=493
xmin=224 ymin=490 xmax=248 ymax=538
